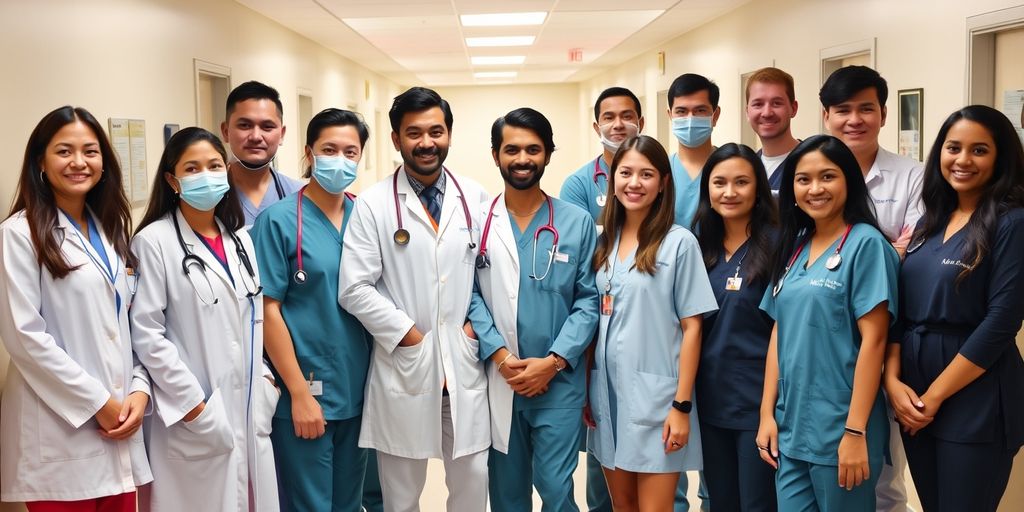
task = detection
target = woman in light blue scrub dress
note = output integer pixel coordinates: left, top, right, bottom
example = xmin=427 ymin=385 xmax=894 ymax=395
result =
xmin=692 ymin=143 xmax=778 ymax=511
xmin=250 ymin=109 xmax=373 ymax=512
xmin=588 ymin=135 xmax=718 ymax=511
xmin=885 ymin=106 xmax=1024 ymax=512
xmin=757 ymin=135 xmax=899 ymax=512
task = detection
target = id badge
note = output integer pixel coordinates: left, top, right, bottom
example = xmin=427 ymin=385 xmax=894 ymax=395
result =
xmin=725 ymin=277 xmax=743 ymax=291
xmin=601 ymin=294 xmax=614 ymax=316
xmin=309 ymin=380 xmax=323 ymax=397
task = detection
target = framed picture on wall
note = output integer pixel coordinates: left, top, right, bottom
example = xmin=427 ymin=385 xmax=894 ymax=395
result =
xmin=898 ymin=88 xmax=924 ymax=162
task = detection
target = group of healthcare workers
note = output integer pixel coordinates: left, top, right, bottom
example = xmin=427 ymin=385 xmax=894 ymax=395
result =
xmin=0 ymin=66 xmax=1023 ymax=512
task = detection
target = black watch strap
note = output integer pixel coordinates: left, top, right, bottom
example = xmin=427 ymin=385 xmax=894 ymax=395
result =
xmin=671 ymin=400 xmax=692 ymax=413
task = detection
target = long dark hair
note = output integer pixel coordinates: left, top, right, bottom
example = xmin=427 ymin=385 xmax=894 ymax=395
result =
xmin=693 ymin=143 xmax=778 ymax=283
xmin=593 ymin=135 xmax=676 ymax=275
xmin=136 ymin=127 xmax=243 ymax=234
xmin=770 ymin=135 xmax=882 ymax=285
xmin=9 ymin=106 xmax=136 ymax=278
xmin=911 ymin=105 xmax=1024 ymax=282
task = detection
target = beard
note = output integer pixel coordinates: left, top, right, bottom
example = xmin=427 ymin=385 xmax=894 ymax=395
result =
xmin=402 ymin=145 xmax=448 ymax=177
xmin=500 ymin=162 xmax=545 ymax=191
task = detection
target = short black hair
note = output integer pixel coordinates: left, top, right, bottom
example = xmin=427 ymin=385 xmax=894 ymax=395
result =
xmin=225 ymin=81 xmax=283 ymax=119
xmin=667 ymin=73 xmax=720 ymax=109
xmin=389 ymin=87 xmax=453 ymax=133
xmin=594 ymin=87 xmax=642 ymax=121
xmin=819 ymin=66 xmax=888 ymax=109
xmin=306 ymin=108 xmax=370 ymax=149
xmin=490 ymin=107 xmax=555 ymax=154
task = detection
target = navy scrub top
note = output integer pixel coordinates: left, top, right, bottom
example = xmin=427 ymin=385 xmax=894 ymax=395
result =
xmin=697 ymin=240 xmax=774 ymax=431
xmin=897 ymin=208 xmax=1024 ymax=448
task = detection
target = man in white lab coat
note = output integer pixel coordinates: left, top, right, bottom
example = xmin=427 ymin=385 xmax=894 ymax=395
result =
xmin=339 ymin=87 xmax=491 ymax=511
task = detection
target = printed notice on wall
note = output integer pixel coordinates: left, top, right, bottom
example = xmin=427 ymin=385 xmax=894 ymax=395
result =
xmin=108 ymin=119 xmax=131 ymax=198
xmin=1003 ymin=90 xmax=1024 ymax=146
xmin=128 ymin=120 xmax=148 ymax=204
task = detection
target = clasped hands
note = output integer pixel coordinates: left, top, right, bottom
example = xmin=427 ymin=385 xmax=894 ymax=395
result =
xmin=94 ymin=391 xmax=149 ymax=440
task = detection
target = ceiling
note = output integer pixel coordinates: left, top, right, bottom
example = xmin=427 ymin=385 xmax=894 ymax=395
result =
xmin=235 ymin=0 xmax=750 ymax=86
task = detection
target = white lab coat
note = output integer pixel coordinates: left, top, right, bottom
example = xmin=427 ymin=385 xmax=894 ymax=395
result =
xmin=472 ymin=198 xmax=519 ymax=454
xmin=339 ymin=167 xmax=491 ymax=460
xmin=130 ymin=209 xmax=278 ymax=512
xmin=0 ymin=209 xmax=152 ymax=502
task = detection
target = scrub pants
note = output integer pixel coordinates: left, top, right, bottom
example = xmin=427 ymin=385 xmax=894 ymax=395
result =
xmin=362 ymin=450 xmax=384 ymax=512
xmin=776 ymin=453 xmax=881 ymax=512
xmin=490 ymin=407 xmax=583 ymax=511
xmin=26 ymin=492 xmax=136 ymax=512
xmin=272 ymin=415 xmax=367 ymax=512
xmin=699 ymin=421 xmax=777 ymax=512
xmin=901 ymin=430 xmax=1017 ymax=512
xmin=376 ymin=396 xmax=488 ymax=512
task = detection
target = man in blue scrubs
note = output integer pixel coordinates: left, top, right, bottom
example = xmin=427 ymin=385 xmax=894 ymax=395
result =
xmin=221 ymin=81 xmax=304 ymax=227
xmin=469 ymin=108 xmax=600 ymax=511
xmin=559 ymin=86 xmax=643 ymax=512
xmin=668 ymin=73 xmax=721 ymax=230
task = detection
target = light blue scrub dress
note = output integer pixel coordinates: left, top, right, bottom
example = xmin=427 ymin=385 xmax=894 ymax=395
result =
xmin=250 ymin=192 xmax=371 ymax=512
xmin=759 ymin=224 xmax=898 ymax=512
xmin=560 ymin=157 xmax=609 ymax=222
xmin=589 ymin=225 xmax=717 ymax=473
xmin=469 ymin=198 xmax=599 ymax=512
xmin=241 ymin=168 xmax=304 ymax=227
xmin=671 ymin=153 xmax=701 ymax=230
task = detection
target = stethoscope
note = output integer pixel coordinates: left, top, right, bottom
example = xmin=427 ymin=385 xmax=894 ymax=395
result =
xmin=772 ymin=224 xmax=852 ymax=296
xmin=592 ymin=157 xmax=608 ymax=207
xmin=475 ymin=193 xmax=559 ymax=281
xmin=391 ymin=166 xmax=476 ymax=250
xmin=292 ymin=185 xmax=356 ymax=284
xmin=172 ymin=211 xmax=262 ymax=305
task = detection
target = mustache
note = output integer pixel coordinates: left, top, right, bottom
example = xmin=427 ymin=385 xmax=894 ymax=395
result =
xmin=413 ymin=147 xmax=440 ymax=157
xmin=508 ymin=163 xmax=538 ymax=172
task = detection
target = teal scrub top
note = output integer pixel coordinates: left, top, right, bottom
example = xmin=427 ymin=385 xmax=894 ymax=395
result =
xmin=760 ymin=223 xmax=898 ymax=466
xmin=469 ymin=198 xmax=600 ymax=411
xmin=250 ymin=192 xmax=371 ymax=421
xmin=589 ymin=226 xmax=718 ymax=473
xmin=241 ymin=169 xmax=304 ymax=227
xmin=559 ymin=157 xmax=609 ymax=222
xmin=671 ymin=153 xmax=701 ymax=230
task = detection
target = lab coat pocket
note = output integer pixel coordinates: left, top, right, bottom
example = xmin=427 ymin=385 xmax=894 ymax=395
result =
xmin=457 ymin=332 xmax=487 ymax=391
xmin=255 ymin=377 xmax=280 ymax=437
xmin=36 ymin=399 xmax=106 ymax=462
xmin=390 ymin=332 xmax=433 ymax=395
xmin=629 ymin=370 xmax=678 ymax=427
xmin=169 ymin=388 xmax=235 ymax=460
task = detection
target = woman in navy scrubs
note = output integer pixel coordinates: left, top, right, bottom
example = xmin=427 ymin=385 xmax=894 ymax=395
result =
xmin=885 ymin=105 xmax=1024 ymax=512
xmin=693 ymin=143 xmax=778 ymax=511
xmin=757 ymin=135 xmax=899 ymax=511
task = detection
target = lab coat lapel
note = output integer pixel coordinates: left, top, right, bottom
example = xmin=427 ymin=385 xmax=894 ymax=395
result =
xmin=54 ymin=208 xmax=117 ymax=296
xmin=397 ymin=167 xmax=436 ymax=234
xmin=436 ymin=169 xmax=461 ymax=239
xmin=490 ymin=198 xmax=520 ymax=276
xmin=174 ymin=208 xmax=235 ymax=298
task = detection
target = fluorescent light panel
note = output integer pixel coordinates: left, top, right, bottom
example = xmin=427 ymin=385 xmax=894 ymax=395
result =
xmin=474 ymin=71 xmax=517 ymax=78
xmin=460 ymin=12 xmax=546 ymax=27
xmin=471 ymin=55 xmax=526 ymax=65
xmin=465 ymin=36 xmax=535 ymax=47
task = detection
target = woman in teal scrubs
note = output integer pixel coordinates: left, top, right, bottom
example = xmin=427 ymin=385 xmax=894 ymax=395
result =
xmin=588 ymin=135 xmax=718 ymax=511
xmin=757 ymin=135 xmax=899 ymax=511
xmin=250 ymin=109 xmax=371 ymax=512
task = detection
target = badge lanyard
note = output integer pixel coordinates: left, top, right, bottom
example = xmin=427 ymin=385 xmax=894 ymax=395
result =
xmin=725 ymin=244 xmax=749 ymax=292
xmin=601 ymin=234 xmax=621 ymax=316
xmin=61 ymin=211 xmax=121 ymax=314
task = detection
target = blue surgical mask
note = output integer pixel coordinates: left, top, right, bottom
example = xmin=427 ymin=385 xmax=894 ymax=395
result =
xmin=312 ymin=155 xmax=358 ymax=195
xmin=671 ymin=116 xmax=713 ymax=148
xmin=177 ymin=171 xmax=229 ymax=211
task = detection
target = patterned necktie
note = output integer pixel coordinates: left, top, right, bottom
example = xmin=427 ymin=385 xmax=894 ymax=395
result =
xmin=421 ymin=186 xmax=442 ymax=224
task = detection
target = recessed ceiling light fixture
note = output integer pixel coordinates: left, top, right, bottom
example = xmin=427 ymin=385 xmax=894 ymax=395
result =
xmin=460 ymin=12 xmax=547 ymax=27
xmin=471 ymin=55 xmax=526 ymax=65
xmin=466 ymin=36 xmax=535 ymax=47
xmin=474 ymin=71 xmax=517 ymax=78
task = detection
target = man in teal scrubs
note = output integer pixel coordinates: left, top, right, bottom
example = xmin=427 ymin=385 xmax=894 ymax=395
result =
xmin=668 ymin=73 xmax=721 ymax=230
xmin=469 ymin=108 xmax=600 ymax=511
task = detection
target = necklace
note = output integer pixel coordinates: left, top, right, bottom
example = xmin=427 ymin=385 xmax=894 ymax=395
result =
xmin=508 ymin=204 xmax=543 ymax=217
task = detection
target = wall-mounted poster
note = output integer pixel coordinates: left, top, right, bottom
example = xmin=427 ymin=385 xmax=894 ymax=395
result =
xmin=1002 ymin=89 xmax=1024 ymax=146
xmin=898 ymin=88 xmax=923 ymax=162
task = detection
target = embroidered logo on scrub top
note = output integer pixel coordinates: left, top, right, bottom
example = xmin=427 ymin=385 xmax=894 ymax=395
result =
xmin=873 ymin=198 xmax=899 ymax=204
xmin=809 ymin=278 xmax=844 ymax=291
xmin=942 ymin=258 xmax=971 ymax=270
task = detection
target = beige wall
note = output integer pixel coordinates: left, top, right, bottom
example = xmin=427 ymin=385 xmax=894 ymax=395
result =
xmin=432 ymin=83 xmax=585 ymax=197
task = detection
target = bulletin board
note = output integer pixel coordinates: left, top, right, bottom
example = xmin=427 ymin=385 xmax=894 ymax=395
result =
xmin=108 ymin=118 xmax=148 ymax=205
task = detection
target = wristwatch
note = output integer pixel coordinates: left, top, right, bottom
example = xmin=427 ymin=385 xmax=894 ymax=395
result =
xmin=551 ymin=354 xmax=567 ymax=372
xmin=671 ymin=400 xmax=692 ymax=413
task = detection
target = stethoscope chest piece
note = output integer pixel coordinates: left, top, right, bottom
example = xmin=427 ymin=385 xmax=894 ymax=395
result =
xmin=596 ymin=194 xmax=606 ymax=207
xmin=825 ymin=253 xmax=842 ymax=271
xmin=393 ymin=228 xmax=410 ymax=246
xmin=475 ymin=253 xmax=490 ymax=269
xmin=293 ymin=269 xmax=308 ymax=284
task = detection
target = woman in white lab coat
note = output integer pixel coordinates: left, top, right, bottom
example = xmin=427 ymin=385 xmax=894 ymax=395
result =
xmin=0 ymin=106 xmax=152 ymax=511
xmin=130 ymin=127 xmax=279 ymax=512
